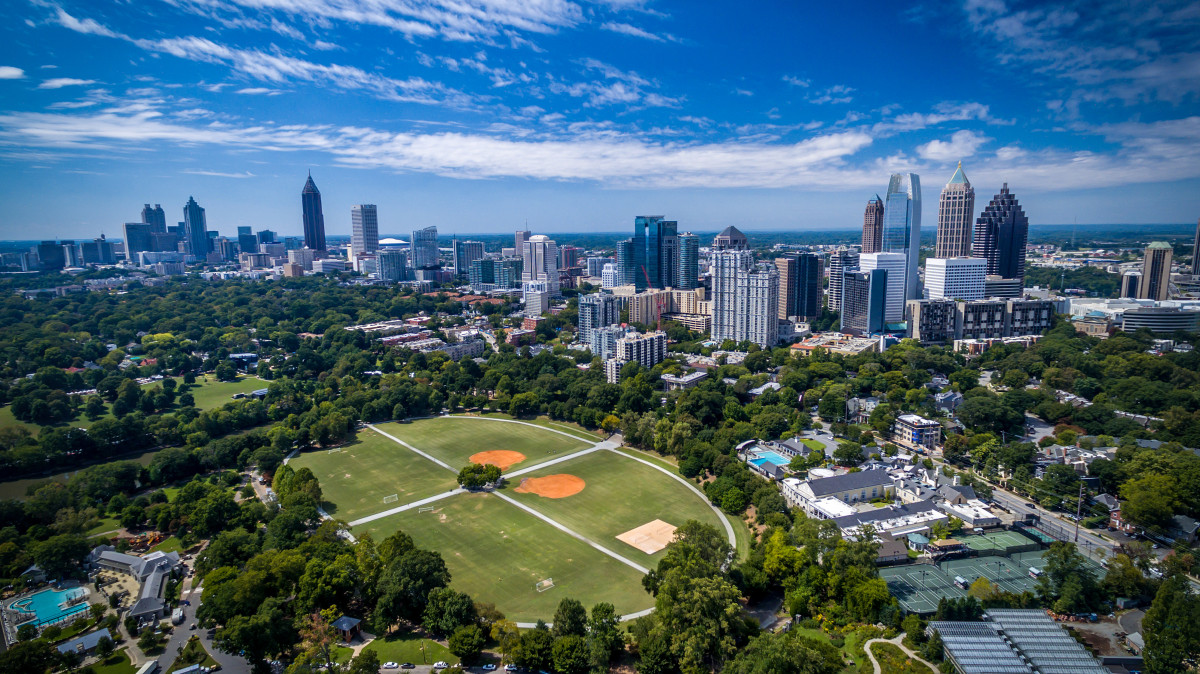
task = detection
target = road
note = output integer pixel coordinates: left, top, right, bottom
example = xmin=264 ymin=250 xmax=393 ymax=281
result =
xmin=1023 ymin=414 xmax=1055 ymax=442
xmin=990 ymin=489 xmax=1115 ymax=561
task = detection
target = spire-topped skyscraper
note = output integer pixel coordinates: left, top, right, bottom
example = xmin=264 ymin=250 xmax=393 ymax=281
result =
xmin=301 ymin=172 xmax=326 ymax=252
xmin=935 ymin=162 xmax=975 ymax=258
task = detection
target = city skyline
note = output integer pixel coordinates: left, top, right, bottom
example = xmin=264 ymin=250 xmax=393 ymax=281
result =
xmin=0 ymin=1 xmax=1197 ymax=239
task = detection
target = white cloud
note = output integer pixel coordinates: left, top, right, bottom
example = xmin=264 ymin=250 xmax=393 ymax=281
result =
xmin=235 ymin=87 xmax=284 ymax=95
xmin=182 ymin=169 xmax=256 ymax=178
xmin=918 ymin=130 xmax=988 ymax=161
xmin=782 ymin=75 xmax=810 ymax=87
xmin=50 ymin=6 xmax=121 ymax=38
xmin=600 ymin=21 xmax=677 ymax=42
xmin=874 ymin=102 xmax=1011 ymax=135
xmin=551 ymin=58 xmax=678 ymax=108
xmin=808 ymin=84 xmax=854 ymax=105
xmin=0 ymin=66 xmax=24 ymax=79
xmin=38 ymin=78 xmax=97 ymax=89
xmin=312 ymin=40 xmax=341 ymax=51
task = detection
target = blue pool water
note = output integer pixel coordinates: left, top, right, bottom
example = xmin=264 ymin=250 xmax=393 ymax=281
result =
xmin=749 ymin=450 xmax=791 ymax=467
xmin=8 ymin=586 xmax=89 ymax=626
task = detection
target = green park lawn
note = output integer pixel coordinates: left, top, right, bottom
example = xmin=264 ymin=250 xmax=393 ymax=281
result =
xmin=90 ymin=649 xmax=138 ymax=674
xmin=357 ymin=492 xmax=652 ymax=623
xmin=86 ymin=517 xmax=121 ymax=536
xmin=374 ymin=416 xmax=590 ymax=472
xmin=167 ymin=636 xmax=219 ymax=672
xmin=364 ymin=632 xmax=460 ymax=667
xmin=288 ymin=428 xmax=458 ymax=523
xmin=504 ymin=449 xmax=728 ymax=564
xmin=150 ymin=536 xmax=184 ymax=554
xmin=869 ymin=642 xmax=935 ymax=674
xmin=477 ymin=412 xmax=604 ymax=443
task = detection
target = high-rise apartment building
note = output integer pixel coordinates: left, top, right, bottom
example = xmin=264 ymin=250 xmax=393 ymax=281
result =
xmin=410 ymin=226 xmax=440 ymax=269
xmin=453 ymin=240 xmax=484 ymax=277
xmin=712 ymin=226 xmax=748 ymax=252
xmin=350 ymin=204 xmax=379 ymax=257
xmin=301 ymin=173 xmax=326 ymax=252
xmin=601 ymin=263 xmax=619 ymax=289
xmin=377 ymin=249 xmax=408 ymax=282
xmin=973 ymin=183 xmax=1028 ymax=284
xmin=841 ymin=269 xmax=887 ymax=335
xmin=924 ymin=257 xmax=986 ymax=301
xmin=615 ymin=240 xmax=635 ymax=286
xmin=676 ymin=233 xmax=700 ymax=289
xmin=141 ymin=204 xmax=166 ymax=232
xmin=1120 ymin=271 xmax=1141 ymax=299
xmin=182 ymin=196 xmax=209 ymax=260
xmin=862 ymin=196 xmax=884 ymax=254
xmin=935 ymin=163 xmax=976 ymax=258
xmin=522 ymin=235 xmax=559 ymax=295
xmin=578 ymin=293 xmax=622 ymax=345
xmin=711 ymin=250 xmax=779 ymax=348
xmin=827 ymin=247 xmax=859 ymax=313
xmin=1138 ymin=241 xmax=1173 ymax=301
xmin=587 ymin=256 xmax=615 ymax=277
xmin=859 ymin=252 xmax=908 ymax=323
xmin=604 ymin=331 xmax=668 ymax=383
xmin=906 ymin=298 xmax=1054 ymax=345
xmin=776 ymin=252 xmax=823 ymax=320
xmin=882 ymin=172 xmax=921 ymax=302
xmin=558 ymin=245 xmax=581 ymax=270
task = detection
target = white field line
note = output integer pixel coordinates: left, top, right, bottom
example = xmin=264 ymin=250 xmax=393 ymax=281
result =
xmin=348 ymin=489 xmax=465 ymax=527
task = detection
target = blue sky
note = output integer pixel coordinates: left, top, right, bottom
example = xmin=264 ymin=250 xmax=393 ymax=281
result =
xmin=0 ymin=0 xmax=1198 ymax=240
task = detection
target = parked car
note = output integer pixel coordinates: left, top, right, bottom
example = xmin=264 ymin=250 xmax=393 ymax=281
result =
xmin=382 ymin=664 xmax=398 ymax=670
xmin=482 ymin=666 xmax=497 ymax=672
xmin=434 ymin=662 xmax=449 ymax=670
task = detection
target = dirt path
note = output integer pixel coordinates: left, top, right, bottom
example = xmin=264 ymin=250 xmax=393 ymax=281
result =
xmin=863 ymin=634 xmax=938 ymax=674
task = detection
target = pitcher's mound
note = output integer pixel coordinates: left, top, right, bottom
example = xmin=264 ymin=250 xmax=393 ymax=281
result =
xmin=514 ymin=474 xmax=585 ymax=499
xmin=470 ymin=450 xmax=527 ymax=471
xmin=617 ymin=519 xmax=678 ymax=554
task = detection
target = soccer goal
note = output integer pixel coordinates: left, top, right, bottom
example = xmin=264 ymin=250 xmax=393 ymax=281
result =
xmin=535 ymin=578 xmax=555 ymax=593
xmin=382 ymin=494 xmax=399 ymax=504
xmin=327 ymin=447 xmax=343 ymax=454
xmin=418 ymin=506 xmax=435 ymax=513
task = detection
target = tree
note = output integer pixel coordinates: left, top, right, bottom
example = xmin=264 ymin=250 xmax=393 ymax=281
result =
xmin=33 ymin=533 xmax=88 ymax=578
xmin=513 ymin=627 xmax=554 ymax=671
xmin=655 ymin=570 xmax=744 ymax=672
xmin=423 ymin=587 xmax=478 ymax=637
xmin=833 ymin=442 xmax=864 ymax=467
xmin=138 ymin=629 xmax=160 ymax=653
xmin=1041 ymin=464 xmax=1080 ymax=496
xmin=346 ymin=650 xmax=382 ymax=674
xmin=0 ymin=639 xmax=58 ymax=674
xmin=448 ymin=624 xmax=486 ymax=665
xmin=375 ymin=549 xmax=451 ymax=631
xmin=1036 ymin=542 xmax=1098 ymax=613
xmin=552 ymin=634 xmax=590 ymax=674
xmin=1142 ymin=574 xmax=1200 ymax=674
xmin=298 ymin=609 xmax=342 ymax=673
xmin=720 ymin=487 xmax=748 ymax=514
xmin=456 ymin=463 xmax=502 ymax=490
xmin=587 ymin=602 xmax=623 ymax=670
xmin=722 ymin=631 xmax=842 ymax=674
xmin=1120 ymin=474 xmax=1179 ymax=529
xmin=552 ymin=598 xmax=587 ymax=638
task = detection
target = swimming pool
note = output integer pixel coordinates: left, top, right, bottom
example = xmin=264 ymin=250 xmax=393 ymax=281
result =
xmin=749 ymin=450 xmax=791 ymax=468
xmin=8 ymin=586 xmax=89 ymax=628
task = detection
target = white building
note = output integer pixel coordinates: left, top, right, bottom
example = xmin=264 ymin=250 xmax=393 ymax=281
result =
xmin=521 ymin=235 xmax=559 ymax=296
xmin=350 ymin=204 xmax=379 ymax=257
xmin=601 ymin=263 xmax=619 ymax=289
xmin=859 ymin=252 xmax=908 ymax=323
xmin=780 ymin=471 xmax=895 ymax=515
xmin=925 ymin=257 xmax=986 ymax=301
xmin=604 ymin=330 xmax=667 ymax=383
xmin=711 ymin=250 xmax=779 ymax=347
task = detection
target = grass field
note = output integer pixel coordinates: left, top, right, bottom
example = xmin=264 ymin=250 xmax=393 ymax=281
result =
xmin=365 ymin=631 xmax=465 ymax=666
xmin=504 ymin=449 xmax=725 ymax=563
xmin=374 ymin=417 xmax=590 ymax=472
xmin=357 ymin=493 xmax=653 ymax=622
xmin=90 ymin=649 xmax=137 ymax=674
xmin=151 ymin=536 xmax=184 ymax=554
xmin=288 ymin=428 xmax=459 ymax=522
xmin=167 ymin=636 xmax=219 ymax=673
xmin=870 ymin=642 xmax=935 ymax=674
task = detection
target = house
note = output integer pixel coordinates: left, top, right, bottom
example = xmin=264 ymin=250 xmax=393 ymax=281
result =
xmin=86 ymin=546 xmax=181 ymax=622
xmin=1094 ymin=494 xmax=1120 ymax=511
xmin=832 ymin=500 xmax=949 ymax=540
xmin=1169 ymin=515 xmax=1199 ymax=544
xmin=19 ymin=564 xmax=46 ymax=584
xmin=779 ymin=470 xmax=895 ymax=514
xmin=937 ymin=484 xmax=977 ymax=505
xmin=906 ymin=533 xmax=930 ymax=552
xmin=876 ymin=535 xmax=909 ymax=565
xmin=1109 ymin=507 xmax=1138 ymax=534
xmin=331 ymin=615 xmax=362 ymax=642
xmin=933 ymin=390 xmax=963 ymax=413
xmin=846 ymin=396 xmax=881 ymax=424
xmin=56 ymin=629 xmax=113 ymax=656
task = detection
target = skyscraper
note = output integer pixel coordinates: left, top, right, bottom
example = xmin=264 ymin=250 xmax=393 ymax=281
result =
xmin=377 ymin=249 xmax=408 ymax=282
xmin=558 ymin=245 xmax=581 ymax=269
xmin=973 ymin=183 xmax=1029 ymax=284
xmin=1120 ymin=271 xmax=1141 ymax=298
xmin=711 ymin=250 xmax=778 ymax=348
xmin=935 ymin=162 xmax=975 ymax=258
xmin=775 ymin=252 xmax=822 ymax=320
xmin=862 ymin=196 xmax=884 ymax=254
xmin=141 ymin=204 xmax=166 ymax=232
xmin=841 ymin=269 xmax=887 ymax=335
xmin=301 ymin=172 xmax=326 ymax=252
xmin=522 ymin=235 xmax=559 ymax=295
xmin=123 ymin=222 xmax=155 ymax=263
xmin=827 ymin=246 xmax=859 ymax=313
xmin=615 ymin=239 xmax=635 ymax=286
xmin=712 ymin=226 xmax=748 ymax=252
xmin=881 ymin=172 xmax=921 ymax=302
xmin=676 ymin=233 xmax=700 ymax=289
xmin=515 ymin=230 xmax=531 ymax=256
xmin=1138 ymin=241 xmax=1173 ymax=301
xmin=859 ymin=252 xmax=908 ymax=323
xmin=350 ymin=205 xmax=379 ymax=257
xmin=182 ymin=196 xmax=209 ymax=260
xmin=237 ymin=226 xmax=257 ymax=256
xmin=578 ymin=293 xmax=622 ymax=345
xmin=36 ymin=241 xmax=66 ymax=270
xmin=629 ymin=215 xmax=678 ymax=290
xmin=453 ymin=240 xmax=484 ymax=277
xmin=924 ymin=257 xmax=985 ymax=301
xmin=410 ymin=226 xmax=439 ymax=269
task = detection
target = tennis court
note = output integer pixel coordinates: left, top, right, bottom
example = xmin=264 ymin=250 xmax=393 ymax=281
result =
xmin=939 ymin=556 xmax=1039 ymax=595
xmin=1011 ymin=549 xmax=1105 ymax=577
xmin=880 ymin=564 xmax=966 ymax=614
xmin=956 ymin=530 xmax=1039 ymax=555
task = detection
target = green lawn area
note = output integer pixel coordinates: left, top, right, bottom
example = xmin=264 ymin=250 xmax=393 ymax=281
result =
xmin=789 ymin=625 xmax=888 ymax=674
xmin=90 ymin=649 xmax=137 ymax=674
xmin=357 ymin=492 xmax=652 ymax=623
xmin=802 ymin=439 xmax=825 ymax=452
xmin=364 ymin=631 xmax=459 ymax=666
xmin=869 ymin=642 xmax=934 ymax=674
xmin=375 ymin=416 xmax=590 ymax=473
xmin=150 ymin=536 xmax=184 ymax=553
xmin=167 ymin=636 xmax=219 ymax=673
xmin=86 ymin=517 xmax=120 ymax=536
xmin=182 ymin=375 xmax=266 ymax=411
xmin=504 ymin=449 xmax=727 ymax=564
xmin=288 ymin=427 xmax=459 ymax=523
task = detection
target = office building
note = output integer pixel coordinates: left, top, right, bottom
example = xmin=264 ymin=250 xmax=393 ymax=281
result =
xmin=712 ymin=225 xmax=748 ymax=251
xmin=984 ymin=275 xmax=1022 ymax=299
xmin=711 ymin=250 xmax=779 ymax=348
xmin=776 ymin=252 xmax=822 ymax=320
xmin=558 ymin=245 xmax=581 ymax=269
xmin=123 ymin=223 xmax=155 ymax=262
xmin=141 ymin=204 xmax=166 ymax=232
xmin=237 ymin=227 xmax=257 ymax=256
xmin=882 ymin=172 xmax=922 ymax=302
xmin=453 ymin=239 xmax=484 ymax=278
xmin=906 ymin=299 xmax=956 ymax=345
xmin=973 ymin=183 xmax=1028 ymax=284
xmin=350 ymin=204 xmax=379 ymax=257
xmin=1121 ymin=306 xmax=1200 ymax=334
xmin=925 ymin=257 xmax=985 ymax=301
xmin=676 ymin=232 xmax=700 ymax=289
xmin=623 ymin=215 xmax=679 ymax=291
xmin=410 ymin=226 xmax=440 ymax=269
xmin=215 ymin=237 xmax=238 ymax=261
xmin=468 ymin=258 xmax=494 ymax=289
xmin=80 ymin=236 xmax=116 ymax=265
xmin=827 ymin=246 xmax=859 ymax=313
xmin=587 ymin=256 xmax=614 ymax=277
xmin=614 ymin=239 xmax=635 ymax=286
xmin=300 ymin=173 xmax=326 ymax=252
xmin=256 ymin=229 xmax=277 ymax=245
xmin=578 ymin=293 xmax=622 ymax=344
xmin=521 ymin=235 xmax=559 ymax=295
xmin=182 ymin=196 xmax=209 ymax=260
xmin=514 ymin=230 xmax=531 ymax=256
xmin=841 ymin=269 xmax=887 ymax=335
xmin=524 ymin=286 xmax=550 ymax=317
xmin=934 ymin=163 xmax=975 ymax=258
xmin=862 ymin=195 xmax=884 ymax=254
xmin=377 ymin=249 xmax=408 ymax=282
xmin=1120 ymin=271 xmax=1141 ymax=298
xmin=601 ymin=263 xmax=619 ymax=289
xmin=604 ymin=331 xmax=668 ymax=384
xmin=288 ymin=248 xmax=315 ymax=271
xmin=1194 ymin=218 xmax=1200 ymax=276
xmin=36 ymin=241 xmax=66 ymax=270
xmin=859 ymin=252 xmax=908 ymax=323
xmin=311 ymin=258 xmax=346 ymax=273
xmin=1137 ymin=241 xmax=1173 ymax=301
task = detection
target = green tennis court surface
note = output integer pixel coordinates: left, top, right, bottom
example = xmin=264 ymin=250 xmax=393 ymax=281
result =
xmin=880 ymin=564 xmax=966 ymax=614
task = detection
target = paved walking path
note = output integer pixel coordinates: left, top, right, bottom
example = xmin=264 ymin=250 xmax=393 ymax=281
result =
xmin=369 ymin=424 xmax=457 ymax=471
xmin=348 ymin=489 xmax=465 ymax=526
xmin=863 ymin=634 xmax=938 ymax=674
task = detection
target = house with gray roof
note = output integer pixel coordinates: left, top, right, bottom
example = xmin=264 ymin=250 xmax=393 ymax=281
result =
xmin=56 ymin=628 xmax=113 ymax=655
xmin=86 ymin=546 xmax=181 ymax=622
xmin=780 ymin=469 xmax=895 ymax=514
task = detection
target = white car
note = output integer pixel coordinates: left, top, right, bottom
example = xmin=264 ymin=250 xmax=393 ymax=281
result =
xmin=382 ymin=664 xmax=399 ymax=670
xmin=433 ymin=662 xmax=449 ymax=670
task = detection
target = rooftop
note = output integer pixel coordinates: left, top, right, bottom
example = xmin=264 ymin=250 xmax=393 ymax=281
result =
xmin=803 ymin=469 xmax=894 ymax=497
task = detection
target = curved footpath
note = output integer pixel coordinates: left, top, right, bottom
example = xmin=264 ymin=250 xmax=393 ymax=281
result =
xmin=862 ymin=634 xmax=939 ymax=674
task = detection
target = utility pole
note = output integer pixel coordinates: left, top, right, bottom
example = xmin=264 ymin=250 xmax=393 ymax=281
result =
xmin=1074 ymin=483 xmax=1084 ymax=543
